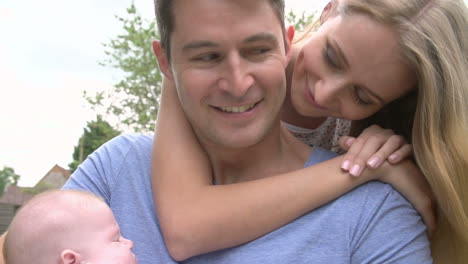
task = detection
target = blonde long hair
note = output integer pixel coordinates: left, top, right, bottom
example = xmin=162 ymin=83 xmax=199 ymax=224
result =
xmin=332 ymin=0 xmax=468 ymax=262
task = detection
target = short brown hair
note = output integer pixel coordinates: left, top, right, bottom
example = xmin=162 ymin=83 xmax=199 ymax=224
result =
xmin=154 ymin=0 xmax=286 ymax=61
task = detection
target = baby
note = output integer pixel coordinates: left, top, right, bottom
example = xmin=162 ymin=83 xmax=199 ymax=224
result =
xmin=3 ymin=189 xmax=137 ymax=264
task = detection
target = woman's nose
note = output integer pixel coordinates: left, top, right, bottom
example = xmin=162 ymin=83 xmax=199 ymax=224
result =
xmin=314 ymin=77 xmax=344 ymax=108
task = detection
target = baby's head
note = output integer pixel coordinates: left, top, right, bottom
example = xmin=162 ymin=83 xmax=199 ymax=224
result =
xmin=4 ymin=189 xmax=137 ymax=264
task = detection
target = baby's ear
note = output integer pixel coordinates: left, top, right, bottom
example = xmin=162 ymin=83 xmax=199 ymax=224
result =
xmin=60 ymin=249 xmax=81 ymax=264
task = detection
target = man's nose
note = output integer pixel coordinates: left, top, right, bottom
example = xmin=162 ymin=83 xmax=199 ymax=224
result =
xmin=218 ymin=54 xmax=254 ymax=97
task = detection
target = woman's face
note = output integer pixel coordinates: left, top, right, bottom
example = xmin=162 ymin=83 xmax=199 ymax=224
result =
xmin=291 ymin=13 xmax=416 ymax=120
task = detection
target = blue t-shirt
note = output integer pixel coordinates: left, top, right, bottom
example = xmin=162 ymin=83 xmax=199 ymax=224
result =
xmin=63 ymin=134 xmax=432 ymax=263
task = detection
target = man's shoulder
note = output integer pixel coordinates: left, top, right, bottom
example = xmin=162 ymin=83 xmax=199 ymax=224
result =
xmin=343 ymin=183 xmax=430 ymax=262
xmin=304 ymin=146 xmax=339 ymax=167
xmin=111 ymin=132 xmax=153 ymax=154
xmin=323 ymin=180 xmax=397 ymax=215
xmin=341 ymin=181 xmax=399 ymax=211
xmin=107 ymin=133 xmax=153 ymax=149
xmin=98 ymin=133 xmax=154 ymax=159
xmin=94 ymin=133 xmax=154 ymax=175
xmin=305 ymin=147 xmax=412 ymax=213
xmin=63 ymin=133 xmax=154 ymax=192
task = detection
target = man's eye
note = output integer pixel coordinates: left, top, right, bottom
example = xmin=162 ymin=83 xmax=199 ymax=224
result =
xmin=250 ymin=47 xmax=271 ymax=55
xmin=192 ymin=53 xmax=221 ymax=62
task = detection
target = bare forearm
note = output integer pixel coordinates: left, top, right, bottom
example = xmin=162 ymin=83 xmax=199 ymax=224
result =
xmin=153 ymin=85 xmax=370 ymax=259
xmin=0 ymin=232 xmax=6 ymax=264
xmin=152 ymin=78 xmax=434 ymax=261
xmin=158 ymin=158 xmax=372 ymax=260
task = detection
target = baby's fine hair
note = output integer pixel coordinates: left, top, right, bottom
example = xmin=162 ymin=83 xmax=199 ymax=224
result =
xmin=3 ymin=189 xmax=105 ymax=264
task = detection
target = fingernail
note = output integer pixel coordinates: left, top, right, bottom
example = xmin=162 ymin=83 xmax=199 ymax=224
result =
xmin=341 ymin=160 xmax=351 ymax=171
xmin=389 ymin=154 xmax=399 ymax=162
xmin=350 ymin=164 xmax=362 ymax=177
xmin=346 ymin=138 xmax=355 ymax=147
xmin=367 ymin=157 xmax=380 ymax=168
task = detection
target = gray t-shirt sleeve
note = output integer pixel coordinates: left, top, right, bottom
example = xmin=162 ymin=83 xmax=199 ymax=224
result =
xmin=307 ymin=147 xmax=432 ymax=263
xmin=349 ymin=183 xmax=432 ymax=263
xmin=62 ymin=134 xmax=130 ymax=203
xmin=62 ymin=133 xmax=155 ymax=209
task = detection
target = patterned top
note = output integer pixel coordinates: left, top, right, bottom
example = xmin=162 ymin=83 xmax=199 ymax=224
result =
xmin=284 ymin=117 xmax=351 ymax=153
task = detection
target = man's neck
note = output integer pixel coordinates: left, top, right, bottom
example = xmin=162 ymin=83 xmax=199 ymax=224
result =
xmin=202 ymin=123 xmax=312 ymax=184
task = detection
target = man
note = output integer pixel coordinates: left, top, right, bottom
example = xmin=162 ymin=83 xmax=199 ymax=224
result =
xmin=0 ymin=0 xmax=430 ymax=263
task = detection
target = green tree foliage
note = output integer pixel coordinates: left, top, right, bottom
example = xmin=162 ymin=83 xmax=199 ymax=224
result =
xmin=286 ymin=10 xmax=316 ymax=33
xmin=68 ymin=115 xmax=121 ymax=172
xmin=86 ymin=4 xmax=315 ymax=133
xmin=85 ymin=3 xmax=161 ymax=132
xmin=0 ymin=166 xmax=20 ymax=197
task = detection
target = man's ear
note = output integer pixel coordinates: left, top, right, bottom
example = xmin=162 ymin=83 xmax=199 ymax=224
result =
xmin=152 ymin=40 xmax=174 ymax=80
xmin=60 ymin=249 xmax=80 ymax=264
xmin=320 ymin=0 xmax=338 ymax=24
xmin=285 ymin=25 xmax=295 ymax=63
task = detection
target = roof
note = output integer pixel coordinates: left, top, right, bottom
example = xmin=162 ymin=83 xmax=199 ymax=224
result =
xmin=0 ymin=185 xmax=34 ymax=206
xmin=0 ymin=164 xmax=71 ymax=206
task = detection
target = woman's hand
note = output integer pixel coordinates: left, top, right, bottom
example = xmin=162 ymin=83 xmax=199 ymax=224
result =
xmin=339 ymin=125 xmax=412 ymax=177
xmin=338 ymin=126 xmax=436 ymax=234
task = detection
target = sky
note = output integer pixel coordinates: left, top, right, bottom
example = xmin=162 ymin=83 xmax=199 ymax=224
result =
xmin=0 ymin=0 xmax=328 ymax=187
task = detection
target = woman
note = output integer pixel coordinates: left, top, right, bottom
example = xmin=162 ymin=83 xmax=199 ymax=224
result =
xmin=152 ymin=0 xmax=468 ymax=262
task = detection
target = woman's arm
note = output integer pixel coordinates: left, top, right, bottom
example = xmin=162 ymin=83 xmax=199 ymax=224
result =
xmin=0 ymin=233 xmax=5 ymax=264
xmin=152 ymin=78 xmax=432 ymax=261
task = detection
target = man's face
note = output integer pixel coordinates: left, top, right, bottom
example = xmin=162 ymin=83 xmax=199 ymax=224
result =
xmin=162 ymin=0 xmax=291 ymax=149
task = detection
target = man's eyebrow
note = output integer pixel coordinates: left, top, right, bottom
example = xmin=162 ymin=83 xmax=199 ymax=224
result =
xmin=182 ymin=41 xmax=218 ymax=52
xmin=244 ymin=32 xmax=279 ymax=44
xmin=181 ymin=33 xmax=279 ymax=53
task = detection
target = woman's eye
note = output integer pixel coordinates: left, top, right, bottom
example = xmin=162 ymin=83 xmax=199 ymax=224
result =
xmin=352 ymin=87 xmax=373 ymax=105
xmin=323 ymin=43 xmax=339 ymax=69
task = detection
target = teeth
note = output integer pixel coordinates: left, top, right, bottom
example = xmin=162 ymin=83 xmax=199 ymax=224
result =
xmin=220 ymin=103 xmax=256 ymax=113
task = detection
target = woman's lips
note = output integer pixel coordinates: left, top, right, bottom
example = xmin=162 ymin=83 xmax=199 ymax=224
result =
xmin=305 ymin=76 xmax=328 ymax=110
